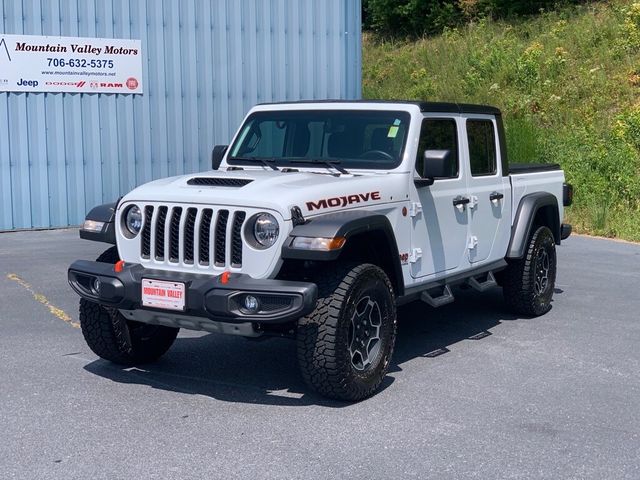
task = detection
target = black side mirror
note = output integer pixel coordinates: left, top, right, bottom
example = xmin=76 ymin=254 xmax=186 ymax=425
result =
xmin=415 ymin=150 xmax=451 ymax=187
xmin=211 ymin=145 xmax=228 ymax=170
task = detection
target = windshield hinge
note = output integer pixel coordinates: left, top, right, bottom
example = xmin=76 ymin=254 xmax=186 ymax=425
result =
xmin=409 ymin=202 xmax=423 ymax=218
xmin=409 ymin=248 xmax=423 ymax=263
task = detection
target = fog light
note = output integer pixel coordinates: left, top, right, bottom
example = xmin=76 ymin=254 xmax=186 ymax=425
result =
xmin=243 ymin=295 xmax=260 ymax=313
xmin=92 ymin=277 xmax=101 ymax=295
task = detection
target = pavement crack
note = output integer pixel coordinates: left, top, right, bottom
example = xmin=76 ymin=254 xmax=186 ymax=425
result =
xmin=6 ymin=273 xmax=79 ymax=328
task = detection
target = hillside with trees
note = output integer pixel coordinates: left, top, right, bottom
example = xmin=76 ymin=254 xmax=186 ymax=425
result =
xmin=363 ymin=0 xmax=640 ymax=240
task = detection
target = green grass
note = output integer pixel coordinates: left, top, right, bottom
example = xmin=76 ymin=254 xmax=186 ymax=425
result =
xmin=363 ymin=0 xmax=640 ymax=241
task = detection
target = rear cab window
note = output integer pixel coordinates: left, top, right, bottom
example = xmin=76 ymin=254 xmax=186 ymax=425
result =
xmin=466 ymin=119 xmax=497 ymax=176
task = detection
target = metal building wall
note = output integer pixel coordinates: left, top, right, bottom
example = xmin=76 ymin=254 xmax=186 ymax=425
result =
xmin=0 ymin=0 xmax=362 ymax=230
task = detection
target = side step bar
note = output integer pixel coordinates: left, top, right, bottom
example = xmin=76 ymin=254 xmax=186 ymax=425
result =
xmin=421 ymin=285 xmax=455 ymax=308
xmin=466 ymin=271 xmax=497 ymax=292
xmin=418 ymin=272 xmax=500 ymax=308
xmin=398 ymin=259 xmax=507 ymax=307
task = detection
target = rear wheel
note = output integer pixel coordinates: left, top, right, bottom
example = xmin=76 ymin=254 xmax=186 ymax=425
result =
xmin=296 ymin=263 xmax=397 ymax=401
xmin=79 ymin=247 xmax=179 ymax=365
xmin=503 ymin=226 xmax=557 ymax=316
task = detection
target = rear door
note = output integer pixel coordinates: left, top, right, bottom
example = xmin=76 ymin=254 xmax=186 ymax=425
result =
xmin=463 ymin=116 xmax=511 ymax=264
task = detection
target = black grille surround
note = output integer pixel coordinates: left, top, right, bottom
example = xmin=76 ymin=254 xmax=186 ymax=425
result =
xmin=187 ymin=177 xmax=253 ymax=187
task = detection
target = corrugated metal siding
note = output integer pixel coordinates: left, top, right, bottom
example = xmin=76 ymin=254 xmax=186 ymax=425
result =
xmin=0 ymin=0 xmax=361 ymax=230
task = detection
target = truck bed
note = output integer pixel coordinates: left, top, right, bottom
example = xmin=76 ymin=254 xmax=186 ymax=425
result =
xmin=509 ymin=168 xmax=565 ymax=226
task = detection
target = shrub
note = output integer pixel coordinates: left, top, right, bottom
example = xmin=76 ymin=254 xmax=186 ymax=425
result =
xmin=362 ymin=0 xmax=591 ymax=37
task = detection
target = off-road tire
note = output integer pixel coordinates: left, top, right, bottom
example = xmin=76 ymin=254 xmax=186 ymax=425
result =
xmin=296 ymin=263 xmax=397 ymax=401
xmin=79 ymin=246 xmax=179 ymax=365
xmin=503 ymin=226 xmax=557 ymax=316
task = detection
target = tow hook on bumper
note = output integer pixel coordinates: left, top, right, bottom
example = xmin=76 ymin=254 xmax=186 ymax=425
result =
xmin=67 ymin=260 xmax=318 ymax=325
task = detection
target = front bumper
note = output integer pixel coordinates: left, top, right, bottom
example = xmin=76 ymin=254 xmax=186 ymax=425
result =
xmin=68 ymin=260 xmax=318 ymax=325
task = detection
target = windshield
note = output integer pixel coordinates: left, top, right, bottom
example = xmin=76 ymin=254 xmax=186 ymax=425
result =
xmin=227 ymin=110 xmax=411 ymax=170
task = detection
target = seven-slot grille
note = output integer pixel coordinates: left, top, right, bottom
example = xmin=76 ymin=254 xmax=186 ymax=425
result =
xmin=140 ymin=205 xmax=247 ymax=268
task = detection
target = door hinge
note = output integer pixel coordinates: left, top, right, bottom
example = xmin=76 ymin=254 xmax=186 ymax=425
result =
xmin=409 ymin=248 xmax=422 ymax=263
xmin=469 ymin=195 xmax=479 ymax=210
xmin=467 ymin=235 xmax=478 ymax=250
xmin=409 ymin=202 xmax=422 ymax=217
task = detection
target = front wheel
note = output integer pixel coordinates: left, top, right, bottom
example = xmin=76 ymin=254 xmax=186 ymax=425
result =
xmin=503 ymin=226 xmax=557 ymax=316
xmin=296 ymin=263 xmax=397 ymax=401
xmin=79 ymin=247 xmax=179 ymax=366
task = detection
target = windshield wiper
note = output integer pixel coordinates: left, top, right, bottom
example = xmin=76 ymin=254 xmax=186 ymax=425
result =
xmin=231 ymin=157 xmax=279 ymax=171
xmin=294 ymin=159 xmax=349 ymax=175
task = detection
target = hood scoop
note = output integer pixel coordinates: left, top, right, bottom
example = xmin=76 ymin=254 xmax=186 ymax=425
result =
xmin=187 ymin=177 xmax=253 ymax=187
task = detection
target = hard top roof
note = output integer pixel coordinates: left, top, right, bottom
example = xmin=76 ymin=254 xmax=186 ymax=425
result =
xmin=257 ymin=99 xmax=501 ymax=116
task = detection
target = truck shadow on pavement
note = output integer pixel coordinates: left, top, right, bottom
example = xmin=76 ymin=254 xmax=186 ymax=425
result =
xmin=84 ymin=287 xmax=536 ymax=407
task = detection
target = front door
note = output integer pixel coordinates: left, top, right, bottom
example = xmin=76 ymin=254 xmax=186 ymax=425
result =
xmin=411 ymin=116 xmax=470 ymax=279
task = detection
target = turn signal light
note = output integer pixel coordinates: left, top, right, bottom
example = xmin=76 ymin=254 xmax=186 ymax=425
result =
xmin=291 ymin=236 xmax=346 ymax=251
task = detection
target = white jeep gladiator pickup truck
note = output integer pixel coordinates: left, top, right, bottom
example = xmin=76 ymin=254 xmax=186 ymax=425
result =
xmin=69 ymin=100 xmax=573 ymax=400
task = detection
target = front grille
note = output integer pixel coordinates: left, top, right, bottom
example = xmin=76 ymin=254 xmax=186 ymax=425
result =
xmin=168 ymin=207 xmax=182 ymax=262
xmin=139 ymin=204 xmax=247 ymax=269
xmin=214 ymin=210 xmax=229 ymax=267
xmin=231 ymin=212 xmax=246 ymax=267
xmin=183 ymin=208 xmax=197 ymax=264
xmin=199 ymin=209 xmax=213 ymax=265
xmin=155 ymin=206 xmax=168 ymax=260
xmin=141 ymin=206 xmax=154 ymax=258
xmin=187 ymin=177 xmax=253 ymax=187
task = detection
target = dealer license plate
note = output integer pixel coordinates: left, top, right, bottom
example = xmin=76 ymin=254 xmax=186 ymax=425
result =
xmin=141 ymin=279 xmax=186 ymax=311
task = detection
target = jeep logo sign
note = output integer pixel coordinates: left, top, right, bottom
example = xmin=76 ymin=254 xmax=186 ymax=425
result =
xmin=306 ymin=191 xmax=382 ymax=211
xmin=17 ymin=78 xmax=38 ymax=87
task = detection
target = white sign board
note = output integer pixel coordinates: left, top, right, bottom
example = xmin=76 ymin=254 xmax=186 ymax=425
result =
xmin=0 ymin=34 xmax=143 ymax=94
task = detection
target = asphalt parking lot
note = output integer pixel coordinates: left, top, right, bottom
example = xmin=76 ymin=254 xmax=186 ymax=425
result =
xmin=1 ymin=229 xmax=638 ymax=479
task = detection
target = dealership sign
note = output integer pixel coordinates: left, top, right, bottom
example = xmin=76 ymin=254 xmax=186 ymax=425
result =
xmin=0 ymin=34 xmax=142 ymax=94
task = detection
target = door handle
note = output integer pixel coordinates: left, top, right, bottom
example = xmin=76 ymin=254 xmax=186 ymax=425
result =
xmin=490 ymin=192 xmax=504 ymax=202
xmin=452 ymin=196 xmax=470 ymax=207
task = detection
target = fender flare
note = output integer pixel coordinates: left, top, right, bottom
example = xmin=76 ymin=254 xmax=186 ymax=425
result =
xmin=281 ymin=210 xmax=404 ymax=294
xmin=79 ymin=202 xmax=118 ymax=245
xmin=507 ymin=192 xmax=560 ymax=259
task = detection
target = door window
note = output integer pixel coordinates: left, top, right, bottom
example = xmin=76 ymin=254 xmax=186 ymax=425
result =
xmin=466 ymin=119 xmax=497 ymax=176
xmin=415 ymin=118 xmax=459 ymax=178
xmin=416 ymin=118 xmax=459 ymax=178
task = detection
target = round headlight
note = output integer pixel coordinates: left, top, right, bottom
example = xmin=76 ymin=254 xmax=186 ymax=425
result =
xmin=124 ymin=205 xmax=142 ymax=236
xmin=253 ymin=213 xmax=279 ymax=247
